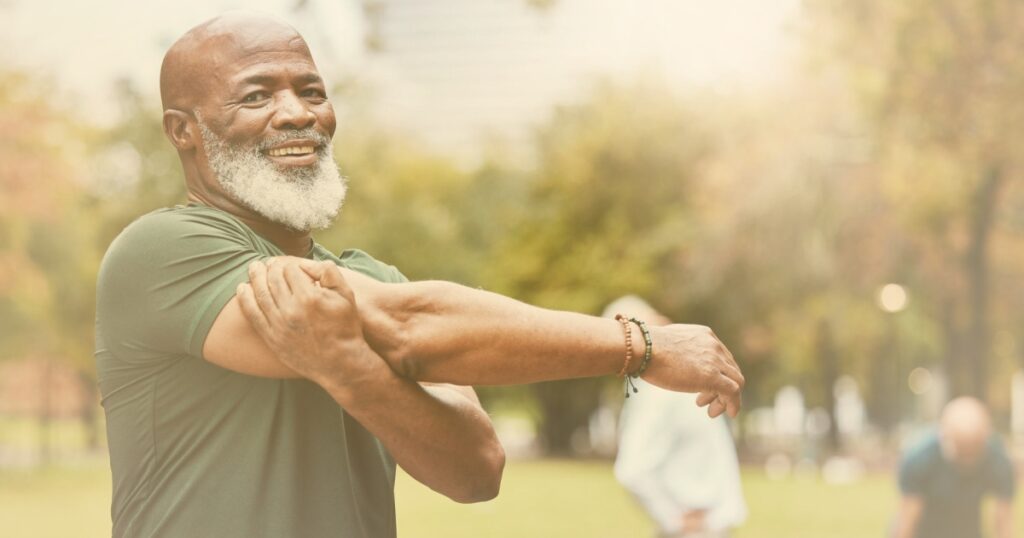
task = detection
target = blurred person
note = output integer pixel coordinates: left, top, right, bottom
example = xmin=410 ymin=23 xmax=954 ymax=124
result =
xmin=607 ymin=296 xmax=747 ymax=538
xmin=94 ymin=12 xmax=746 ymax=538
xmin=893 ymin=397 xmax=1015 ymax=538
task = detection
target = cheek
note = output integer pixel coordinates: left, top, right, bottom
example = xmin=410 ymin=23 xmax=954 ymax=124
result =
xmin=220 ymin=109 xmax=272 ymax=144
xmin=319 ymin=104 xmax=337 ymax=137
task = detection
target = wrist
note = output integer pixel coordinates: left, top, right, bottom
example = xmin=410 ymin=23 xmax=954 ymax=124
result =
xmin=315 ymin=341 xmax=396 ymax=405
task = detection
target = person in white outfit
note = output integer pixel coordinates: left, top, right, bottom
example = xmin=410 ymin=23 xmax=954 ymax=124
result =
xmin=606 ymin=296 xmax=747 ymax=538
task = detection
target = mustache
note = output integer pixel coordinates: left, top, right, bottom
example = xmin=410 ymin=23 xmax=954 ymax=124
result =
xmin=256 ymin=129 xmax=332 ymax=152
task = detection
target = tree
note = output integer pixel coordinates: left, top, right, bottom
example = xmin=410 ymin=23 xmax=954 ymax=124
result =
xmin=486 ymin=81 xmax=710 ymax=453
xmin=807 ymin=0 xmax=1024 ymax=404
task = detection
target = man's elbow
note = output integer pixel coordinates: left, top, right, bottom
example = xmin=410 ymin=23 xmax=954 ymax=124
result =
xmin=450 ymin=442 xmax=506 ymax=503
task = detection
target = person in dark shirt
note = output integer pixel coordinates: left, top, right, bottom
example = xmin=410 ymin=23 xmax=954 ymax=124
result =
xmin=893 ymin=397 xmax=1015 ymax=538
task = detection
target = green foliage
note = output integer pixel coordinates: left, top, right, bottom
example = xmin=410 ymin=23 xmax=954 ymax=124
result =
xmin=0 ymin=69 xmax=99 ymax=369
xmin=807 ymin=0 xmax=1024 ymax=403
xmin=489 ymin=82 xmax=706 ymax=314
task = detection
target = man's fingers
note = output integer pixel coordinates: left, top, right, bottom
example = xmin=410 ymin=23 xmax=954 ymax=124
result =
xmin=315 ymin=261 xmax=348 ymax=293
xmin=236 ymin=283 xmax=272 ymax=338
xmin=719 ymin=362 xmax=745 ymax=390
xmin=716 ymin=375 xmax=742 ymax=418
xmin=283 ymin=263 xmax=318 ymax=299
xmin=696 ymin=391 xmax=717 ymax=407
xmin=248 ymin=260 xmax=278 ymax=308
xmin=707 ymin=398 xmax=726 ymax=418
xmin=289 ymin=258 xmax=348 ymax=293
xmin=266 ymin=261 xmax=292 ymax=305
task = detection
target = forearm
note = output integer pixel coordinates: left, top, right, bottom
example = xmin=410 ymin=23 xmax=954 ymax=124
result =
xmin=892 ymin=497 xmax=922 ymax=538
xmin=994 ymin=501 xmax=1013 ymax=538
xmin=354 ymin=277 xmax=629 ymax=384
xmin=319 ymin=345 xmax=505 ymax=503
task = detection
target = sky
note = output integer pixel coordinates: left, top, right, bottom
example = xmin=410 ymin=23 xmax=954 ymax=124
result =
xmin=4 ymin=0 xmax=802 ymax=155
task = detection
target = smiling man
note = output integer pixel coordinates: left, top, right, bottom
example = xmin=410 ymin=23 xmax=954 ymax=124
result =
xmin=95 ymin=12 xmax=744 ymax=538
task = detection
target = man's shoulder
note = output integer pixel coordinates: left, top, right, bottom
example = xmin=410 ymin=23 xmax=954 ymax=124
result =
xmin=105 ymin=205 xmax=252 ymax=259
xmin=901 ymin=430 xmax=942 ymax=469
xmin=118 ymin=204 xmax=248 ymax=242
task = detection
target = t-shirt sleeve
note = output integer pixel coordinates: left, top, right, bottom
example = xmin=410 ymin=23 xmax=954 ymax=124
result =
xmin=898 ymin=446 xmax=928 ymax=496
xmin=337 ymin=248 xmax=408 ymax=283
xmin=987 ymin=438 xmax=1016 ymax=499
xmin=97 ymin=210 xmax=264 ymax=362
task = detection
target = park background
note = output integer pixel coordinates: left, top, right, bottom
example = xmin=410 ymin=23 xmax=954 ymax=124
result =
xmin=3 ymin=0 xmax=1024 ymax=536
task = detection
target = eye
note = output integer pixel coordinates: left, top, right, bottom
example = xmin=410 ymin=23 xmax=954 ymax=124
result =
xmin=242 ymin=91 xmax=270 ymax=104
xmin=302 ymin=88 xmax=328 ymax=101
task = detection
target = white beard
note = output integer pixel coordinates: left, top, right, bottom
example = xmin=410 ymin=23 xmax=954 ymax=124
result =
xmin=197 ymin=120 xmax=347 ymax=232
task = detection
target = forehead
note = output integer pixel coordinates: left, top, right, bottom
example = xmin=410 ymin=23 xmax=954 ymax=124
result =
xmin=205 ymin=31 xmax=322 ymax=87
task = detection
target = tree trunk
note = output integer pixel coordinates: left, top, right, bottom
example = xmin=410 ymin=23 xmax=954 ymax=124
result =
xmin=963 ymin=165 xmax=1003 ymax=404
xmin=867 ymin=330 xmax=899 ymax=437
xmin=816 ymin=320 xmax=841 ymax=452
xmin=941 ymin=298 xmax=967 ymax=399
xmin=78 ymin=370 xmax=101 ymax=451
xmin=39 ymin=357 xmax=52 ymax=466
xmin=531 ymin=378 xmax=604 ymax=456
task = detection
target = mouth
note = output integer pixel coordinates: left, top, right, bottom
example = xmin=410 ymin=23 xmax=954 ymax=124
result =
xmin=263 ymin=140 xmax=320 ymax=166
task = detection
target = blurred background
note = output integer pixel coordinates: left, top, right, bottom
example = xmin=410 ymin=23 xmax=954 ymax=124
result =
xmin=3 ymin=0 xmax=1024 ymax=536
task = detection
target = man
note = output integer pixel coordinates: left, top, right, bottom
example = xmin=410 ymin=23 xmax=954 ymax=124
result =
xmin=893 ymin=397 xmax=1016 ymax=538
xmin=608 ymin=296 xmax=747 ymax=538
xmin=95 ymin=12 xmax=744 ymax=538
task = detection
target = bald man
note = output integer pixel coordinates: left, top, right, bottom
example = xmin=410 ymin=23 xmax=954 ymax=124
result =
xmin=893 ymin=397 xmax=1016 ymax=538
xmin=95 ymin=12 xmax=743 ymax=538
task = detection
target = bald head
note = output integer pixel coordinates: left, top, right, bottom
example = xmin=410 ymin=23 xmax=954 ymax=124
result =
xmin=939 ymin=397 xmax=992 ymax=468
xmin=160 ymin=12 xmax=312 ymax=110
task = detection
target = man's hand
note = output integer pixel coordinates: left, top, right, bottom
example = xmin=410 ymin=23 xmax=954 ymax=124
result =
xmin=236 ymin=259 xmax=384 ymax=391
xmin=644 ymin=324 xmax=744 ymax=418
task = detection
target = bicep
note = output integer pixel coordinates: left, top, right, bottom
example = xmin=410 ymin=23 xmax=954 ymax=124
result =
xmin=200 ymin=259 xmax=407 ymax=379
xmin=202 ymin=264 xmax=405 ymax=379
xmin=203 ymin=294 xmax=300 ymax=378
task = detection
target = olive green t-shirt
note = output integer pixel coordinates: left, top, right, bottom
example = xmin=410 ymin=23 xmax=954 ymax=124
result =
xmin=95 ymin=204 xmax=405 ymax=538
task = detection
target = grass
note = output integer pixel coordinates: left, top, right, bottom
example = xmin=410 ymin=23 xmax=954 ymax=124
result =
xmin=1 ymin=458 xmax=1020 ymax=537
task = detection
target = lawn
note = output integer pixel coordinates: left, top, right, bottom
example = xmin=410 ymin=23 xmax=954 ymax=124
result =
xmin=1 ymin=458 xmax=1019 ymax=537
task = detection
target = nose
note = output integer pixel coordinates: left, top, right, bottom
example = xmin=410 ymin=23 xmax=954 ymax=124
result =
xmin=271 ymin=91 xmax=316 ymax=130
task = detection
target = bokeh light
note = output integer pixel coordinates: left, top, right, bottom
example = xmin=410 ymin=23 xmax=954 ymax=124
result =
xmin=908 ymin=367 xmax=933 ymax=396
xmin=878 ymin=283 xmax=909 ymax=313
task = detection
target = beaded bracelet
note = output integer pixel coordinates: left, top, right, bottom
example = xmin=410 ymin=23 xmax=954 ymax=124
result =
xmin=613 ymin=314 xmax=634 ymax=377
xmin=627 ymin=317 xmax=653 ymax=378
xmin=615 ymin=314 xmax=642 ymax=397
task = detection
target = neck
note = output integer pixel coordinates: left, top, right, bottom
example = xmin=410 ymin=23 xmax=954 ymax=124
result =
xmin=242 ymin=217 xmax=314 ymax=257
xmin=186 ymin=191 xmax=313 ymax=257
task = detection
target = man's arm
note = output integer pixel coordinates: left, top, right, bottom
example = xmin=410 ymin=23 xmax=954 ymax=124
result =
xmin=993 ymin=498 xmax=1013 ymax=538
xmin=277 ymin=258 xmax=744 ymax=416
xmin=227 ymin=259 xmax=504 ymax=503
xmin=208 ymin=258 xmax=742 ymax=416
xmin=892 ymin=496 xmax=923 ymax=538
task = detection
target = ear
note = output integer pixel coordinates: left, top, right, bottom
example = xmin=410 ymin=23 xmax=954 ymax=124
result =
xmin=163 ymin=109 xmax=197 ymax=151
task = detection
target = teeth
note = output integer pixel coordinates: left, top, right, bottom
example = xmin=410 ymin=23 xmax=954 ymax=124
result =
xmin=268 ymin=146 xmax=315 ymax=157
